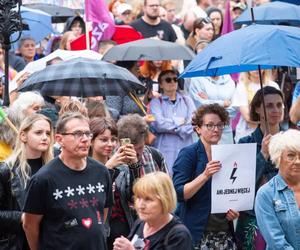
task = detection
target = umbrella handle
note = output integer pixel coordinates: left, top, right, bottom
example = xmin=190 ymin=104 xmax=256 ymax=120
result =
xmin=258 ymin=66 xmax=269 ymax=135
xmin=206 ymin=56 xmax=222 ymax=74
xmin=129 ymin=92 xmax=147 ymax=115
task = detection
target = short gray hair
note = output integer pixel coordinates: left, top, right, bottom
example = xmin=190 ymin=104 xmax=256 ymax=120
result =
xmin=18 ymin=36 xmax=35 ymax=49
xmin=117 ymin=114 xmax=148 ymax=144
xmin=56 ymin=112 xmax=89 ymax=134
xmin=269 ymin=129 xmax=300 ymax=167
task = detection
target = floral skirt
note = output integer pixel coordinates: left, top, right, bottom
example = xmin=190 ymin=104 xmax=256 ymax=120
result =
xmin=195 ymin=231 xmax=237 ymax=250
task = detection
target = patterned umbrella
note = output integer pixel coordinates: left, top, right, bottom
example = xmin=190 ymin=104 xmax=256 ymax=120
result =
xmin=18 ymin=57 xmax=145 ymax=97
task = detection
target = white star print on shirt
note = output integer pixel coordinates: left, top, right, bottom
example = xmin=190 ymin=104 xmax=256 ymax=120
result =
xmin=76 ymin=185 xmax=85 ymax=195
xmin=64 ymin=186 xmax=75 ymax=197
xmin=86 ymin=184 xmax=95 ymax=194
xmin=53 ymin=189 xmax=63 ymax=200
xmin=96 ymin=182 xmax=104 ymax=192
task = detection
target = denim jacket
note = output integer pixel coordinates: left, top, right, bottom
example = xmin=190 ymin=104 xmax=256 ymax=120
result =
xmin=255 ymin=174 xmax=300 ymax=250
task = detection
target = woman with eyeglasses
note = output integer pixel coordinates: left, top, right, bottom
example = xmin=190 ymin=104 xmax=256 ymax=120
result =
xmin=0 ymin=113 xmax=54 ymax=250
xmin=149 ymin=69 xmax=195 ymax=175
xmin=255 ymin=129 xmax=300 ymax=249
xmin=90 ymin=117 xmax=138 ymax=250
xmin=186 ymin=17 xmax=214 ymax=52
xmin=235 ymin=86 xmax=285 ymax=250
xmin=173 ymin=103 xmax=239 ymax=249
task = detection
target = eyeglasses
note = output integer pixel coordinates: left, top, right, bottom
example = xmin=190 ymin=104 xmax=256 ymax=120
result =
xmin=167 ymin=9 xmax=176 ymax=13
xmin=163 ymin=77 xmax=177 ymax=83
xmin=202 ymin=123 xmax=225 ymax=131
xmin=285 ymin=152 xmax=300 ymax=163
xmin=61 ymin=131 xmax=93 ymax=140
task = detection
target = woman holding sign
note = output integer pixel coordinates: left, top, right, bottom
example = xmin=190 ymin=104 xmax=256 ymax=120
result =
xmin=173 ymin=103 xmax=239 ymax=249
xmin=255 ymin=129 xmax=300 ymax=249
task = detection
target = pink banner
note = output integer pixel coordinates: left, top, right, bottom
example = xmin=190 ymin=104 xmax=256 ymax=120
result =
xmin=85 ymin=0 xmax=115 ymax=51
xmin=221 ymin=0 xmax=234 ymax=35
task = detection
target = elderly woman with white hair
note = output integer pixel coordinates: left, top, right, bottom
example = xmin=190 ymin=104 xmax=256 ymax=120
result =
xmin=10 ymin=91 xmax=44 ymax=124
xmin=255 ymin=129 xmax=300 ymax=250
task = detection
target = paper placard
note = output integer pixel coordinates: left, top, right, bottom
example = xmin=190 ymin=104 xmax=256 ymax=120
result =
xmin=211 ymin=143 xmax=256 ymax=213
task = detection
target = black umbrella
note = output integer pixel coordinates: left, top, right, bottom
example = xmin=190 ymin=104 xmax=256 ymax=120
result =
xmin=102 ymin=38 xmax=195 ymax=61
xmin=23 ymin=3 xmax=80 ymax=23
xmin=18 ymin=57 xmax=146 ymax=97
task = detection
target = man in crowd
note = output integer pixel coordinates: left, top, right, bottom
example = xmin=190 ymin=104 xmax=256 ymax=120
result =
xmin=130 ymin=0 xmax=177 ymax=42
xmin=161 ymin=0 xmax=180 ymax=25
xmin=115 ymin=3 xmax=134 ymax=25
xmin=192 ymin=0 xmax=209 ymax=18
xmin=18 ymin=37 xmax=36 ymax=64
xmin=117 ymin=113 xmax=168 ymax=177
xmin=23 ymin=112 xmax=113 ymax=250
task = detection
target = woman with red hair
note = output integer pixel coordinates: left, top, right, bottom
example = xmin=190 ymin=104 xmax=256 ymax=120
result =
xmin=140 ymin=60 xmax=173 ymax=93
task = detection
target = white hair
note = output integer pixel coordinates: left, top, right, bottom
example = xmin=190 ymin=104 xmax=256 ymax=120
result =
xmin=269 ymin=129 xmax=300 ymax=167
xmin=10 ymin=91 xmax=44 ymax=122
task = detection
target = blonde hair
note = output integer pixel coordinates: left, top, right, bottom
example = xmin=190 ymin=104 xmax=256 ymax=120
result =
xmin=6 ymin=114 xmax=54 ymax=186
xmin=59 ymin=31 xmax=74 ymax=50
xmin=269 ymin=129 xmax=300 ymax=167
xmin=239 ymin=70 xmax=272 ymax=86
xmin=59 ymin=99 xmax=88 ymax=117
xmin=239 ymin=69 xmax=272 ymax=103
xmin=133 ymin=172 xmax=177 ymax=214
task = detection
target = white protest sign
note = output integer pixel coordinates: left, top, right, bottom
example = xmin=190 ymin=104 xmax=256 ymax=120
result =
xmin=211 ymin=143 xmax=256 ymax=213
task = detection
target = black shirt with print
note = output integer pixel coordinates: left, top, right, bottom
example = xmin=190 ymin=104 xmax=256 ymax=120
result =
xmin=23 ymin=157 xmax=113 ymax=250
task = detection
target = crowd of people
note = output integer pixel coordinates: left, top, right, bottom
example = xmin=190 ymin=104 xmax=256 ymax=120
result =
xmin=1 ymin=0 xmax=300 ymax=249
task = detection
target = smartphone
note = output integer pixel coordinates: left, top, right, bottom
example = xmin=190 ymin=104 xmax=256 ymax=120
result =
xmin=120 ymin=138 xmax=131 ymax=146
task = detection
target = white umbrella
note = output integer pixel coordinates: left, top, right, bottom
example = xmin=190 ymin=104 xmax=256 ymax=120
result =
xmin=24 ymin=49 xmax=103 ymax=73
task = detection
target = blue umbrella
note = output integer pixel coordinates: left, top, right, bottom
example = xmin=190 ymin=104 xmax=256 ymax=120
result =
xmin=181 ymin=24 xmax=300 ymax=78
xmin=11 ymin=6 xmax=54 ymax=46
xmin=235 ymin=1 xmax=300 ymax=26
xmin=181 ymin=24 xmax=300 ymax=134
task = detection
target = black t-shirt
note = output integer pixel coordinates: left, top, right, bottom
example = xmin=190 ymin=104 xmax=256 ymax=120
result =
xmin=23 ymin=157 xmax=113 ymax=250
xmin=128 ymin=217 xmax=193 ymax=250
xmin=130 ymin=18 xmax=177 ymax=42
xmin=27 ymin=157 xmax=43 ymax=176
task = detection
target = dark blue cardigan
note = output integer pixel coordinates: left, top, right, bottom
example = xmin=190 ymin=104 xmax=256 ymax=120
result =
xmin=172 ymin=140 xmax=211 ymax=245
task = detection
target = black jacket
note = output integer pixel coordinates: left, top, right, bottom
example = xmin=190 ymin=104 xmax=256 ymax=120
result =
xmin=0 ymin=162 xmax=28 ymax=250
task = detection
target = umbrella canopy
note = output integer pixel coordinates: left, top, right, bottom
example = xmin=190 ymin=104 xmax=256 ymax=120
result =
xmin=181 ymin=24 xmax=300 ymax=78
xmin=11 ymin=6 xmax=54 ymax=45
xmin=24 ymin=49 xmax=103 ymax=73
xmin=235 ymin=1 xmax=300 ymax=26
xmin=102 ymin=38 xmax=195 ymax=61
xmin=23 ymin=3 xmax=79 ymax=23
xmin=18 ymin=57 xmax=145 ymax=97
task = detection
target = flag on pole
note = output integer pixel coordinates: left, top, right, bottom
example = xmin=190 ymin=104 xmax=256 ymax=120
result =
xmin=85 ymin=0 xmax=115 ymax=51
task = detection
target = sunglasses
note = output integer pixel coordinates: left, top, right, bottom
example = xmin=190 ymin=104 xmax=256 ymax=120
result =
xmin=163 ymin=77 xmax=177 ymax=83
